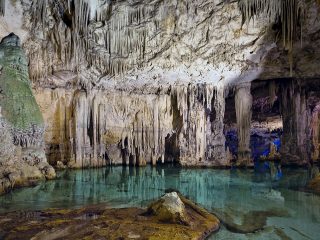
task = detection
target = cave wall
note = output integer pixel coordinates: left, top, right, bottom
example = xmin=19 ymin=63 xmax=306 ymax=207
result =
xmin=0 ymin=1 xmax=320 ymax=167
xmin=35 ymin=83 xmax=229 ymax=168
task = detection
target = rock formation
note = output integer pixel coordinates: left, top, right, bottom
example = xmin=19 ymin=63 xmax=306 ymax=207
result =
xmin=235 ymin=83 xmax=253 ymax=166
xmin=147 ymin=192 xmax=189 ymax=225
xmin=0 ymin=33 xmax=55 ymax=195
xmin=0 ymin=192 xmax=220 ymax=240
xmin=0 ymin=0 xmax=319 ymax=168
xmin=35 ymin=81 xmax=227 ymax=168
xmin=278 ymin=79 xmax=320 ymax=165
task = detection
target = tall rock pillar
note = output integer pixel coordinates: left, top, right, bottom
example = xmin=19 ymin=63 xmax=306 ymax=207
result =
xmin=235 ymin=83 xmax=252 ymax=166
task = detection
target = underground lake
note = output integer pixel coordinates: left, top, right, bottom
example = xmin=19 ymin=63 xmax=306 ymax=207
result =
xmin=1 ymin=165 xmax=319 ymax=239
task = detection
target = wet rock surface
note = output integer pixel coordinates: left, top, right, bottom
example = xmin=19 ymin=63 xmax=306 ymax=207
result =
xmin=0 ymin=192 xmax=220 ymax=240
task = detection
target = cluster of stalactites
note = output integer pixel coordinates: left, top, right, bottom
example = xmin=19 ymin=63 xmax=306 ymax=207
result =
xmin=29 ymin=0 xmax=92 ymax=81
xmin=28 ymin=0 xmax=156 ymax=83
xmin=238 ymin=0 xmax=305 ymax=75
xmin=32 ymin=0 xmax=100 ymax=23
xmin=239 ymin=0 xmax=305 ymax=46
xmin=62 ymin=83 xmax=227 ymax=167
xmin=70 ymin=91 xmax=174 ymax=167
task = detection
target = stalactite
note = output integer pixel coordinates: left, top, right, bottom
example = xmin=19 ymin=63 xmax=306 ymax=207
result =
xmin=27 ymin=0 xmax=162 ymax=83
xmin=238 ymin=0 xmax=305 ymax=76
xmin=235 ymin=83 xmax=253 ymax=166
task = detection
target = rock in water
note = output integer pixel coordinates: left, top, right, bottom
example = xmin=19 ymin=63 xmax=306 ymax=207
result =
xmin=0 ymin=33 xmax=55 ymax=195
xmin=148 ymin=192 xmax=189 ymax=225
xmin=0 ymin=192 xmax=220 ymax=240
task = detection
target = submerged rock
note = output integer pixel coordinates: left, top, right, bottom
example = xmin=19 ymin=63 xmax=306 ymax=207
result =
xmin=0 ymin=193 xmax=220 ymax=240
xmin=213 ymin=207 xmax=289 ymax=234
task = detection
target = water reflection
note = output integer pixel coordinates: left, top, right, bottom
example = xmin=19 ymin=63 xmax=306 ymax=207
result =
xmin=0 ymin=166 xmax=319 ymax=239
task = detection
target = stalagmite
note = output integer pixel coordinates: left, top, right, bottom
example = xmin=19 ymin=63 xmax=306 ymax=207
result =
xmin=0 ymin=33 xmax=56 ymax=194
xmin=235 ymin=84 xmax=253 ymax=166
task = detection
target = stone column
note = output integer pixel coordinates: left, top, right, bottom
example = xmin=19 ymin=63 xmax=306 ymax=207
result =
xmin=235 ymin=84 xmax=252 ymax=166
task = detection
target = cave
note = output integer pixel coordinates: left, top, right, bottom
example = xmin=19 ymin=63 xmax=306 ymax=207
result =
xmin=0 ymin=0 xmax=320 ymax=239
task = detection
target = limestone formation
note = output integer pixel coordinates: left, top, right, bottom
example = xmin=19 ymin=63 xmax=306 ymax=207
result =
xmin=235 ymin=83 xmax=253 ymax=166
xmin=35 ymin=81 xmax=227 ymax=168
xmin=239 ymin=0 xmax=306 ymax=75
xmin=0 ymin=33 xmax=55 ymax=194
xmin=6 ymin=0 xmax=317 ymax=84
xmin=259 ymin=143 xmax=281 ymax=162
xmin=0 ymin=1 xmax=319 ymax=168
xmin=148 ymin=192 xmax=188 ymax=225
xmin=279 ymin=80 xmax=311 ymax=165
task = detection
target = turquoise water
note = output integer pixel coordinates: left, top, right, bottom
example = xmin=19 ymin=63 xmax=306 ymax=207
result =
xmin=0 ymin=166 xmax=319 ymax=239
